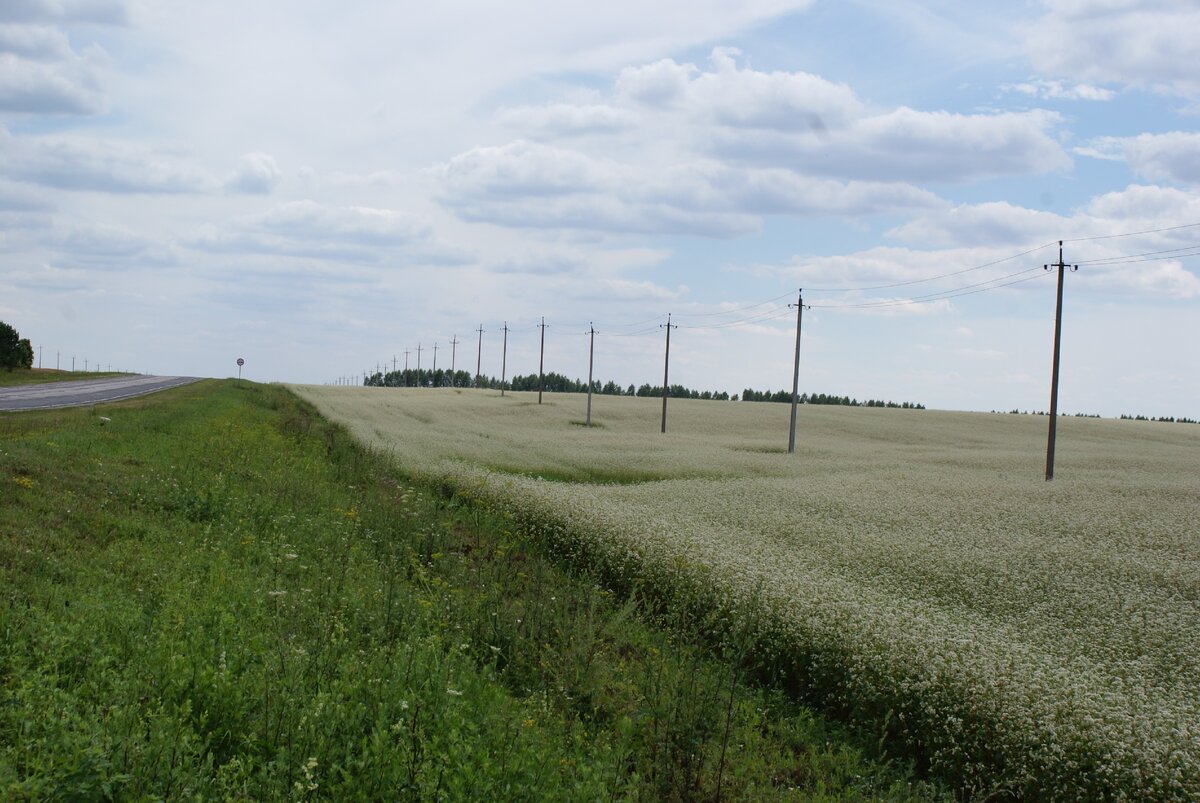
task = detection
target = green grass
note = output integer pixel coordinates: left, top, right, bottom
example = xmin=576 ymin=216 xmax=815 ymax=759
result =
xmin=0 ymin=380 xmax=941 ymax=800
xmin=0 ymin=368 xmax=129 ymax=387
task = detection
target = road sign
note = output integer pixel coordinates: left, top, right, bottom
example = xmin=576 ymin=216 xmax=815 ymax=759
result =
xmin=237 ymin=358 xmax=244 ymax=367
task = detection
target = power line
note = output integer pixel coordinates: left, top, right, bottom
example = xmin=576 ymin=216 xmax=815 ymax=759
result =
xmin=810 ymin=269 xmax=1051 ymax=309
xmin=802 ymin=242 xmax=1056 ymax=293
xmin=1076 ymin=244 xmax=1200 ymax=265
xmin=1064 ymin=220 xmax=1200 ymax=242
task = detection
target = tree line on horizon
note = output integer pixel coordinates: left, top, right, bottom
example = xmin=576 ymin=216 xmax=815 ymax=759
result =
xmin=361 ymin=368 xmax=924 ymax=409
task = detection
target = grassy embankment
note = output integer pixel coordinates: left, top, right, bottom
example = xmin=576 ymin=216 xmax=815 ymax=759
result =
xmin=0 ymin=369 xmax=128 ymax=388
xmin=0 ymin=380 xmax=941 ymax=800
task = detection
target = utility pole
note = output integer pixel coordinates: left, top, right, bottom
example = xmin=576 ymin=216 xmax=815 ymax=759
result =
xmin=38 ymin=346 xmax=42 ymax=369
xmin=393 ymin=355 xmax=397 ymax=374
xmin=449 ymin=335 xmax=460 ymax=386
xmin=660 ymin=313 xmax=678 ymax=434
xmin=56 ymin=351 xmax=59 ymax=370
xmin=84 ymin=359 xmax=88 ymax=372
xmin=416 ymin=343 xmax=423 ymax=388
xmin=586 ymin=323 xmax=596 ymax=427
xmin=72 ymin=356 xmax=75 ymax=372
xmin=501 ymin=322 xmax=509 ymax=397
xmin=432 ymin=343 xmax=439 ymax=384
xmin=788 ymin=290 xmax=810 ymax=454
xmin=538 ymin=317 xmax=548 ymax=404
xmin=404 ymin=350 xmax=410 ymax=386
xmin=1044 ymin=240 xmax=1078 ymax=481
xmin=475 ymin=324 xmax=485 ymax=387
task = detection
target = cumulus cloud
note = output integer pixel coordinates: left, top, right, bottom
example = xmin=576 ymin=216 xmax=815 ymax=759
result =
xmin=188 ymin=200 xmax=471 ymax=266
xmin=433 ymin=140 xmax=943 ymax=237
xmin=224 ymin=152 xmax=281 ymax=194
xmin=0 ymin=0 xmax=129 ymax=25
xmin=762 ymin=186 xmax=1200 ymax=302
xmin=1004 ymin=78 xmax=1115 ymax=101
xmin=497 ymin=104 xmax=637 ymax=138
xmin=711 ymin=107 xmax=1070 ymax=182
xmin=48 ymin=221 xmax=178 ymax=268
xmin=1026 ymin=0 xmax=1200 ymax=97
xmin=1078 ymin=132 xmax=1200 ymax=185
xmin=0 ymin=24 xmax=107 ymax=114
xmin=0 ymin=128 xmax=216 ymax=193
xmin=887 ymin=202 xmax=1071 ymax=247
xmin=618 ymin=47 xmax=861 ymax=131
xmin=433 ymin=49 xmax=1076 ymax=245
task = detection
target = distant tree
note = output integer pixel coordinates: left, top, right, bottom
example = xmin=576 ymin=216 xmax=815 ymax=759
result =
xmin=17 ymin=338 xmax=33 ymax=369
xmin=0 ymin=321 xmax=24 ymax=371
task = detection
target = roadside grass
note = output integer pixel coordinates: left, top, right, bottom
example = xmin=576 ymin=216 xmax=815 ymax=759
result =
xmin=0 ymin=368 xmax=128 ymax=388
xmin=0 ymin=380 xmax=943 ymax=801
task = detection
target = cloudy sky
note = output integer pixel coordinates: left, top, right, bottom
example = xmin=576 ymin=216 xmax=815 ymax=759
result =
xmin=2 ymin=0 xmax=1198 ymax=416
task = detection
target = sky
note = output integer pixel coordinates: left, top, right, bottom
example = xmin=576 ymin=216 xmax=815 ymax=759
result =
xmin=1 ymin=0 xmax=1198 ymax=417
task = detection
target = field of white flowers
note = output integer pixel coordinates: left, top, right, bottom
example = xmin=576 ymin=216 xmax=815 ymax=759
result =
xmin=292 ymin=386 xmax=1200 ymax=800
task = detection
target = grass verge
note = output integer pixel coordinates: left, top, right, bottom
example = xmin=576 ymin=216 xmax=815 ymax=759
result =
xmin=0 ymin=369 xmax=129 ymax=388
xmin=1 ymin=380 xmax=944 ymax=800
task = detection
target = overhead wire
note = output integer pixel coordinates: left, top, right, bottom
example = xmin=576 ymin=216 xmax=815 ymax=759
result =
xmin=1063 ymin=220 xmax=1200 ymax=242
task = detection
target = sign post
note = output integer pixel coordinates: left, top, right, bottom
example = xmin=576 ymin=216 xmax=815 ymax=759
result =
xmin=236 ymin=357 xmax=244 ymax=385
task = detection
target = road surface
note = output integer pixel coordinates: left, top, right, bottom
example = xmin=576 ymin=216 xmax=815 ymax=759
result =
xmin=0 ymin=375 xmax=203 ymax=411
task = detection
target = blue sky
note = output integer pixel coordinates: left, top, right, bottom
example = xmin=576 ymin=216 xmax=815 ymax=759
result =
xmin=1 ymin=0 xmax=1198 ymax=416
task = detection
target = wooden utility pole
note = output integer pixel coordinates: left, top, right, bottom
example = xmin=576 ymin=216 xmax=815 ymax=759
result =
xmin=475 ymin=324 xmax=486 ymax=386
xmin=1044 ymin=241 xmax=1078 ymax=481
xmin=538 ymin=317 xmax=548 ymax=404
xmin=788 ymin=290 xmax=809 ymax=454
xmin=415 ymin=343 xmax=422 ymax=388
xmin=403 ymin=350 xmax=410 ymax=386
xmin=449 ymin=335 xmax=459 ymax=380
xmin=586 ymin=323 xmax=596 ymax=427
xmin=501 ymin=322 xmax=509 ymax=396
xmin=660 ymin=314 xmax=678 ymax=433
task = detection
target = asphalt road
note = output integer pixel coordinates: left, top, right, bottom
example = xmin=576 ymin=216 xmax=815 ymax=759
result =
xmin=0 ymin=375 xmax=203 ymax=411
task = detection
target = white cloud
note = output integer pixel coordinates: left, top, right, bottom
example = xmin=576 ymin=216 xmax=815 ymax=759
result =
xmin=0 ymin=24 xmax=107 ymax=114
xmin=1004 ymin=78 xmax=1114 ymax=101
xmin=0 ymin=128 xmax=216 ymax=193
xmin=1078 ymin=132 xmax=1200 ymax=185
xmin=762 ymin=186 xmax=1200 ymax=303
xmin=0 ymin=0 xmax=129 ymax=25
xmin=188 ymin=200 xmax=471 ymax=266
xmin=616 ymin=48 xmax=862 ymax=130
xmin=711 ymin=107 xmax=1070 ymax=182
xmin=225 ymin=151 xmax=282 ymax=194
xmin=433 ymin=140 xmax=943 ymax=237
xmin=1026 ymin=0 xmax=1200 ymax=97
xmin=497 ymin=104 xmax=637 ymax=138
xmin=493 ymin=49 xmax=1070 ymax=187
xmin=615 ymin=58 xmax=698 ymax=107
xmin=887 ymin=202 xmax=1070 ymax=247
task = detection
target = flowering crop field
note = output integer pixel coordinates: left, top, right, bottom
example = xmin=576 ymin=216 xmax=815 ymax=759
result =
xmin=292 ymin=385 xmax=1200 ymax=799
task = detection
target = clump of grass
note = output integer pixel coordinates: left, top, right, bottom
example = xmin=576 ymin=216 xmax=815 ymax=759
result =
xmin=0 ymin=381 xmax=941 ymax=800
